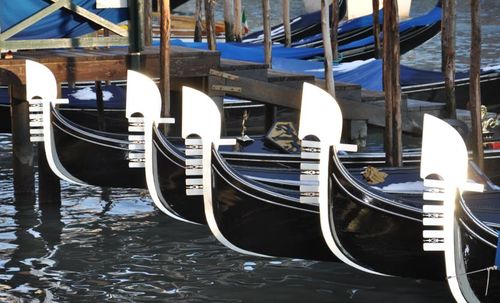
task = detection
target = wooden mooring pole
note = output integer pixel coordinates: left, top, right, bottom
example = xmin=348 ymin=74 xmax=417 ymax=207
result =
xmin=144 ymin=0 xmax=153 ymax=46
xmin=9 ymin=84 xmax=35 ymax=203
xmin=205 ymin=0 xmax=217 ymax=50
xmin=372 ymin=0 xmax=381 ymax=59
xmin=128 ymin=0 xmax=145 ymax=71
xmin=331 ymin=0 xmax=340 ymax=59
xmin=160 ymin=0 xmax=171 ymax=117
xmin=442 ymin=0 xmax=457 ymax=119
xmin=321 ymin=0 xmax=336 ymax=97
xmin=469 ymin=0 xmax=484 ymax=169
xmin=283 ymin=0 xmax=291 ymax=47
xmin=233 ymin=0 xmax=243 ymax=42
xmin=224 ymin=0 xmax=235 ymax=42
xmin=383 ymin=0 xmax=402 ymax=167
xmin=262 ymin=0 xmax=272 ymax=67
xmin=194 ymin=0 xmax=203 ymax=42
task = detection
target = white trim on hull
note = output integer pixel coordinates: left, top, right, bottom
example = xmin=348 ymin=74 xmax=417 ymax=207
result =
xmin=26 ymin=60 xmax=87 ymax=186
xmin=181 ymin=86 xmax=268 ymax=258
xmin=298 ymin=82 xmax=386 ymax=276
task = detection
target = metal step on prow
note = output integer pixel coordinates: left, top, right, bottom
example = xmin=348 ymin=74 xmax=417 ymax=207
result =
xmin=300 ymin=139 xmax=320 ymax=205
xmin=128 ymin=116 xmax=145 ymax=168
xmin=185 ymin=138 xmax=203 ymax=196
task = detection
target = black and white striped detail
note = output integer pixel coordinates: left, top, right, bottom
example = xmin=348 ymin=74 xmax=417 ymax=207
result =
xmin=29 ymin=99 xmax=44 ymax=142
xmin=128 ymin=117 xmax=145 ymax=168
xmin=300 ymin=140 xmax=320 ymax=204
xmin=185 ymin=138 xmax=203 ymax=196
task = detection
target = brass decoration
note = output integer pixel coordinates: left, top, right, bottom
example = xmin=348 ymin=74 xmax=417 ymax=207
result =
xmin=481 ymin=105 xmax=499 ymax=134
xmin=362 ymin=166 xmax=388 ymax=185
xmin=236 ymin=109 xmax=254 ymax=143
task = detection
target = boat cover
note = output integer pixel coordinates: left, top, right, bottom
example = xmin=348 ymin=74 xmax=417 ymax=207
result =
xmin=0 ymin=0 xmax=128 ymax=40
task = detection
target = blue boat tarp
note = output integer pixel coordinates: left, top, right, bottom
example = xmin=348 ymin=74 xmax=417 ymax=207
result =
xmin=339 ymin=5 xmax=442 ymax=51
xmin=170 ymin=40 xmax=324 ymax=61
xmin=0 ymin=1 xmax=128 ymax=40
xmin=291 ymin=10 xmax=384 ymax=47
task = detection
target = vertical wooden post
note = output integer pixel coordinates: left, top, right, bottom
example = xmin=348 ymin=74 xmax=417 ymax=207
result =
xmin=128 ymin=0 xmax=145 ymax=71
xmin=9 ymin=84 xmax=35 ymax=203
xmin=321 ymin=0 xmax=335 ymax=97
xmin=144 ymin=0 xmax=153 ymax=46
xmin=224 ymin=0 xmax=235 ymax=42
xmin=469 ymin=0 xmax=484 ymax=169
xmin=283 ymin=0 xmax=291 ymax=47
xmin=383 ymin=0 xmax=402 ymax=167
xmin=233 ymin=0 xmax=243 ymax=42
xmin=372 ymin=0 xmax=381 ymax=59
xmin=442 ymin=0 xmax=456 ymax=119
xmin=205 ymin=0 xmax=217 ymax=50
xmin=160 ymin=0 xmax=171 ymax=117
xmin=440 ymin=0 xmax=448 ymax=73
xmin=262 ymin=0 xmax=272 ymax=67
xmin=331 ymin=0 xmax=340 ymax=59
xmin=95 ymin=81 xmax=106 ymax=131
xmin=194 ymin=0 xmax=203 ymax=42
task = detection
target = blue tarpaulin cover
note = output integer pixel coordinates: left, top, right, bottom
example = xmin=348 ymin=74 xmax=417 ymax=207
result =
xmin=0 ymin=0 xmax=128 ymax=40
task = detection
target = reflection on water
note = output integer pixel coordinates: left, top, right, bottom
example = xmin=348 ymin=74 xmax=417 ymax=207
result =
xmin=0 ymin=133 xmax=453 ymax=302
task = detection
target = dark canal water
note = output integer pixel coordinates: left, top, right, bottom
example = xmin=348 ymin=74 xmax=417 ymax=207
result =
xmin=1 ymin=0 xmax=499 ymax=301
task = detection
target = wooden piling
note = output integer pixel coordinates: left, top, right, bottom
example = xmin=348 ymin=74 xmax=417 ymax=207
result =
xmin=144 ymin=0 xmax=153 ymax=46
xmin=205 ymin=0 xmax=217 ymax=50
xmin=331 ymin=0 xmax=340 ymax=59
xmin=224 ymin=0 xmax=235 ymax=42
xmin=9 ymin=84 xmax=35 ymax=203
xmin=194 ymin=0 xmax=203 ymax=42
xmin=262 ymin=0 xmax=272 ymax=67
xmin=128 ymin=0 xmax=146 ymax=71
xmin=233 ymin=0 xmax=243 ymax=42
xmin=321 ymin=0 xmax=335 ymax=97
xmin=372 ymin=0 xmax=381 ymax=59
xmin=283 ymin=0 xmax=292 ymax=47
xmin=469 ymin=0 xmax=484 ymax=169
xmin=160 ymin=0 xmax=171 ymax=117
xmin=383 ymin=0 xmax=402 ymax=167
xmin=442 ymin=0 xmax=457 ymax=119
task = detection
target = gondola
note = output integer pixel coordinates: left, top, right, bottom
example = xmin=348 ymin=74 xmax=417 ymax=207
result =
xmin=292 ymin=1 xmax=442 ymax=62
xmin=421 ymin=115 xmax=500 ymax=302
xmin=242 ymin=0 xmax=347 ymax=44
xmin=180 ymin=82 xmax=349 ymax=261
xmin=26 ymin=60 xmax=147 ymax=188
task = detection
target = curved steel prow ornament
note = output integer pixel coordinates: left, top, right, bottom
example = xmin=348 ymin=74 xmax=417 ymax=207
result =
xmin=25 ymin=60 xmax=85 ymax=185
xmin=420 ymin=114 xmax=484 ymax=303
xmin=181 ymin=86 xmax=268 ymax=257
xmin=297 ymin=82 xmax=385 ymax=276
xmin=126 ymin=70 xmax=181 ymax=221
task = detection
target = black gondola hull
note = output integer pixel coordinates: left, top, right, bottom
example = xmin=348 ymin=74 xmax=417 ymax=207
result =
xmin=211 ymin=147 xmax=338 ymax=262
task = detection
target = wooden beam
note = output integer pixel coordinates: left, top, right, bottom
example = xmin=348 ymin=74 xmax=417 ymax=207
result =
xmin=0 ymin=1 xmax=68 ymax=41
xmin=48 ymin=0 xmax=129 ymax=36
xmin=1 ymin=36 xmax=129 ymax=50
